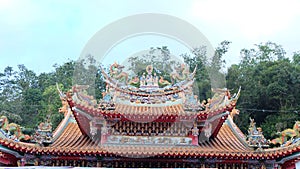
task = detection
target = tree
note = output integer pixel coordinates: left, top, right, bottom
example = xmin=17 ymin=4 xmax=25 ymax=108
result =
xmin=182 ymin=41 xmax=231 ymax=100
xmin=181 ymin=46 xmax=211 ymax=101
xmin=226 ymin=42 xmax=300 ymax=139
xmin=39 ymin=84 xmax=64 ymax=128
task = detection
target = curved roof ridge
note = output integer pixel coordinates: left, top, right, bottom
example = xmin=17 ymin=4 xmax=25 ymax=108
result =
xmin=52 ymin=108 xmax=76 ymax=142
xmin=225 ymin=116 xmax=251 ymax=149
xmin=263 ymin=141 xmax=300 ymax=152
xmin=0 ymin=129 xmax=7 ymax=139
xmin=226 ymin=116 xmax=300 ymax=153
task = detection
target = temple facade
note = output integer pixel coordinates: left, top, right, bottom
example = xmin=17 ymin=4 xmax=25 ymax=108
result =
xmin=0 ymin=63 xmax=300 ymax=168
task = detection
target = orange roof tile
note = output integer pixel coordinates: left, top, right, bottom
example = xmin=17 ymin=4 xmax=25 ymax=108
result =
xmin=1 ymin=117 xmax=300 ymax=160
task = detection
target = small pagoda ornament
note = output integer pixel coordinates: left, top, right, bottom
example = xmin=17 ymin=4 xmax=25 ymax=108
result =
xmin=32 ymin=115 xmax=53 ymax=146
xmin=246 ymin=117 xmax=269 ymax=149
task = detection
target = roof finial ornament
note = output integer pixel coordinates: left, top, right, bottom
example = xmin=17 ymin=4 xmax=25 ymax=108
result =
xmin=33 ymin=114 xmax=53 ymax=146
xmin=109 ymin=62 xmax=128 ymax=84
xmin=230 ymin=107 xmax=240 ymax=120
xmin=246 ymin=117 xmax=268 ymax=149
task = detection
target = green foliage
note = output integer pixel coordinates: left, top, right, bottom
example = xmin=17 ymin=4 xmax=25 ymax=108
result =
xmin=127 ymin=47 xmax=180 ymax=78
xmin=39 ymin=84 xmax=64 ymax=128
xmin=0 ymin=55 xmax=106 ymax=131
xmin=293 ymin=51 xmax=300 ymax=64
xmin=261 ymin=112 xmax=298 ymax=138
xmin=226 ymin=41 xmax=300 ymax=139
xmin=21 ymin=127 xmax=35 ymax=135
xmin=181 ymin=46 xmax=211 ymax=101
xmin=0 ymin=110 xmax=22 ymax=124
xmin=22 ymin=88 xmax=43 ymax=128
xmin=181 ymin=41 xmax=231 ymax=100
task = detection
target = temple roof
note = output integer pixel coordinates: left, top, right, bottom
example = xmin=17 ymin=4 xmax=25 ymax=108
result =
xmin=1 ymin=113 xmax=300 ymax=160
xmin=1 ymin=63 xmax=300 ymax=166
xmin=66 ymin=64 xmax=242 ymax=139
xmin=68 ymin=88 xmax=238 ymax=138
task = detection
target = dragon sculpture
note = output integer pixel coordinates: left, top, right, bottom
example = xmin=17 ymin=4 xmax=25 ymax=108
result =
xmin=170 ymin=64 xmax=191 ymax=83
xmin=56 ymin=83 xmax=69 ymax=116
xmin=271 ymin=121 xmax=300 ymax=146
xmin=230 ymin=108 xmax=240 ymax=120
xmin=110 ymin=62 xmax=128 ymax=83
xmin=0 ymin=116 xmax=31 ymax=141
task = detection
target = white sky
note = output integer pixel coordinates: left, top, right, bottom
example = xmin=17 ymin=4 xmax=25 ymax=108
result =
xmin=0 ymin=0 xmax=300 ymax=74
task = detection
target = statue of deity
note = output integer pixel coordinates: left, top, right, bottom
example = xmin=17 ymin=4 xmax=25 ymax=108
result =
xmin=140 ymin=73 xmax=146 ymax=86
xmin=153 ymin=73 xmax=159 ymax=86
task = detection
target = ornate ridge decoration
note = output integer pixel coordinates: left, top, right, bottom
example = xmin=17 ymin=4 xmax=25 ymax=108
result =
xmin=32 ymin=115 xmax=53 ymax=146
xmin=66 ymin=63 xmax=242 ymax=147
xmin=271 ymin=121 xmax=300 ymax=147
xmin=99 ymin=63 xmax=201 ymax=109
xmin=109 ymin=62 xmax=129 ymax=84
xmin=246 ymin=118 xmax=269 ymax=149
xmin=57 ymin=83 xmax=69 ymax=116
xmin=0 ymin=116 xmax=31 ymax=142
